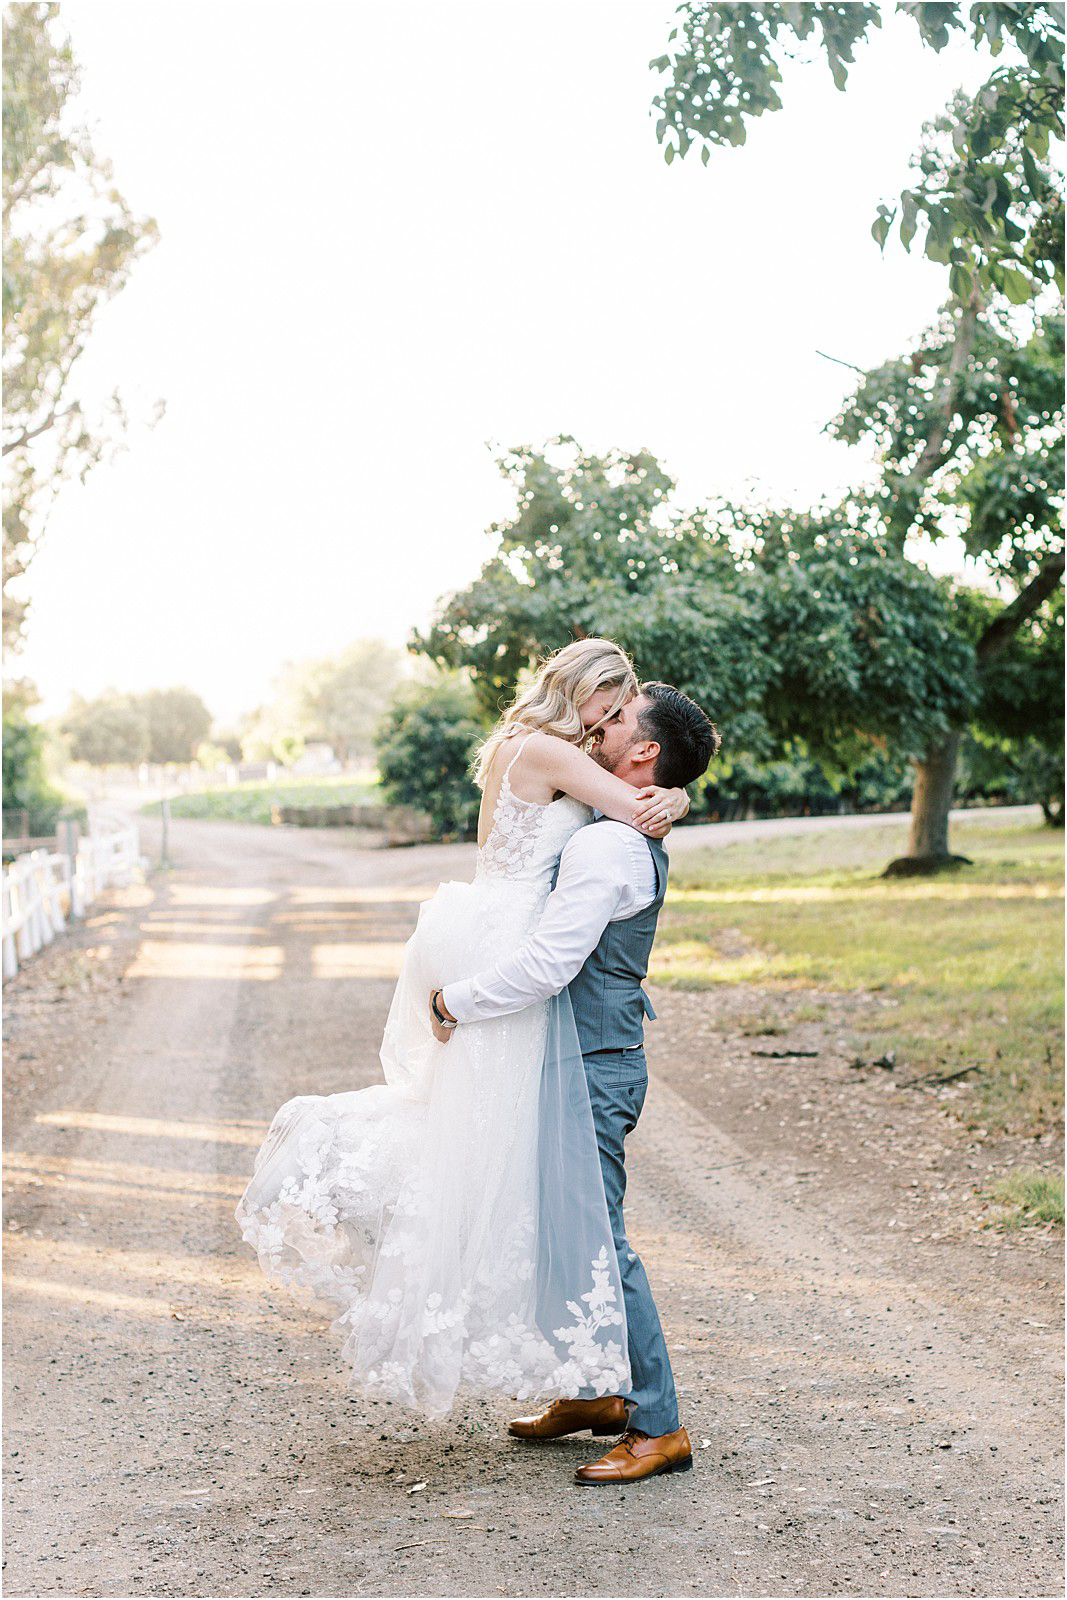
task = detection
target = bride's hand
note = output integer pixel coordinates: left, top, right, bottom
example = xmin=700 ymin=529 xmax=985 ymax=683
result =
xmin=631 ymin=785 xmax=689 ymax=837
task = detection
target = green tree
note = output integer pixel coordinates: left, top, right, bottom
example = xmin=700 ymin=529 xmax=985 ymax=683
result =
xmin=2 ymin=679 xmax=64 ymax=831
xmin=243 ymin=640 xmax=402 ymax=766
xmin=3 ymin=2 xmax=160 ymax=648
xmin=133 ymin=687 xmax=213 ymax=764
xmin=376 ymin=675 xmax=487 ymax=840
xmin=416 ymin=439 xmax=772 ymax=750
xmin=203 ymin=728 xmax=242 ymax=764
xmin=651 ymin=2 xmax=1063 ymax=305
xmin=649 ymin=2 xmax=1065 ymax=865
xmin=61 ymin=690 xmax=149 ymax=766
xmin=972 ymin=586 xmax=1065 ymax=823
xmin=417 ymin=443 xmax=977 ymax=796
xmin=747 ymin=506 xmax=979 ymax=770
xmin=830 ymin=308 xmax=1063 ymax=863
xmin=303 ymin=640 xmax=403 ymax=763
xmin=2 ymin=712 xmax=64 ymax=830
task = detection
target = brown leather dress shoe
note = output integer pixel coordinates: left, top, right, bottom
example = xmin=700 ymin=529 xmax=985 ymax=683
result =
xmin=508 ymin=1395 xmax=628 ymax=1439
xmin=574 ymin=1426 xmax=693 ymax=1483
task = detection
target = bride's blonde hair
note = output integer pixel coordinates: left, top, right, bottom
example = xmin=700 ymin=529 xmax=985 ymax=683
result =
xmin=473 ymin=637 xmax=638 ymax=787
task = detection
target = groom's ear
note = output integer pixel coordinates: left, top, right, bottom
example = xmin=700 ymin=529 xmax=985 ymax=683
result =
xmin=634 ymin=739 xmax=660 ymax=775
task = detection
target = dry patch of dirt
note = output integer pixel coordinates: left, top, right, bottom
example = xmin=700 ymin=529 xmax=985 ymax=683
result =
xmin=649 ymin=984 xmax=1064 ymax=1301
xmin=2 ymin=883 xmax=151 ymax=1133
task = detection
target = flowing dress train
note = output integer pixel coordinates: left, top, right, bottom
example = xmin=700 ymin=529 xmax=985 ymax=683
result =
xmin=236 ymin=741 xmax=631 ymax=1417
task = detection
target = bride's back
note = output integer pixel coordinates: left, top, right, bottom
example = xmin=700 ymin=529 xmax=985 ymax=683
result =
xmin=475 ymin=730 xmax=590 ymax=887
xmin=476 ymin=729 xmax=558 ymax=848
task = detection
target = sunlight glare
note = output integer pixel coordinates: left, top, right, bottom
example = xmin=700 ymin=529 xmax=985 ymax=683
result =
xmin=34 ymin=1111 xmax=265 ymax=1146
xmin=310 ymin=942 xmax=408 ymax=979
xmin=125 ymin=940 xmax=284 ymax=980
xmin=165 ymin=887 xmax=278 ymax=907
xmin=286 ymin=886 xmax=437 ymax=905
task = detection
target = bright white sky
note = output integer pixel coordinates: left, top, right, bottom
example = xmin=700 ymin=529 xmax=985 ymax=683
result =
xmin=14 ymin=0 xmax=999 ymax=727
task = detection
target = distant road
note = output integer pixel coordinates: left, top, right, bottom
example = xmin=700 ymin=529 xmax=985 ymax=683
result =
xmin=98 ymin=794 xmax=1046 ymax=877
xmin=663 ymin=802 xmax=1043 ymax=854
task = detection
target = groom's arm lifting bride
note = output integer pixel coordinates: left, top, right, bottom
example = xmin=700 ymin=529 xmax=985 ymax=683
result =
xmin=431 ymin=682 xmax=720 ymax=1484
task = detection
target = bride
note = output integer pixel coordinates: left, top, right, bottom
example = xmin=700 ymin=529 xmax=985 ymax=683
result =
xmin=236 ymin=639 xmax=689 ymax=1417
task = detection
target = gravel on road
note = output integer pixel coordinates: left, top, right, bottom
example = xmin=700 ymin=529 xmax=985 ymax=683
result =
xmin=2 ymin=814 xmax=1062 ymax=1599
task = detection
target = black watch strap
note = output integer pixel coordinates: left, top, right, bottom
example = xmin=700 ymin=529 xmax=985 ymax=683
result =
xmin=431 ymin=990 xmax=458 ymax=1028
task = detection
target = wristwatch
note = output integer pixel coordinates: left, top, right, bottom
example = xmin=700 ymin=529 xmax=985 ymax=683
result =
xmin=431 ymin=990 xmax=458 ymax=1030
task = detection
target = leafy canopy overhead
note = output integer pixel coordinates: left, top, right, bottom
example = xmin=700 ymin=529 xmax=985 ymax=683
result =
xmin=830 ymin=307 xmax=1064 ymax=578
xmin=651 ymin=2 xmax=1065 ymax=304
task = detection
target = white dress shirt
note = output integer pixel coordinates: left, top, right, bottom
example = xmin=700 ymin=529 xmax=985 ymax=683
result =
xmin=442 ymin=820 xmax=658 ymax=1024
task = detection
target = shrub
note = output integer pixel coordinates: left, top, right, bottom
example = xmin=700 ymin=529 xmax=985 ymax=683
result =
xmin=2 ymin=713 xmax=66 ymax=834
xmin=376 ymin=676 xmax=486 ymax=839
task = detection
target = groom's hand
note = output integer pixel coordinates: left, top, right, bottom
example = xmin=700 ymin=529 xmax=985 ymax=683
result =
xmin=429 ymin=989 xmax=457 ymax=1044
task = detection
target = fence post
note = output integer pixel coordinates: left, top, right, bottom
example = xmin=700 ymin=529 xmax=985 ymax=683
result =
xmin=61 ymin=819 xmax=82 ymax=918
xmin=2 ymin=870 xmax=20 ymax=977
xmin=15 ymin=857 xmax=35 ymax=964
xmin=160 ymin=788 xmax=171 ymax=870
xmin=3 ymin=814 xmax=141 ymax=983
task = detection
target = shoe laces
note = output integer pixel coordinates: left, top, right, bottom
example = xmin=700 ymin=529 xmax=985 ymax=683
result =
xmin=619 ymin=1429 xmax=644 ymax=1455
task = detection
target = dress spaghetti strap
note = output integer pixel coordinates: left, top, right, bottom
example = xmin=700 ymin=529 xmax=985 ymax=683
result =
xmin=501 ymin=729 xmax=537 ymax=783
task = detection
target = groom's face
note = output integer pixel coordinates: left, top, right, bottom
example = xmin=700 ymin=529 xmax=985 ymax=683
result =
xmin=590 ymin=693 xmax=651 ymax=780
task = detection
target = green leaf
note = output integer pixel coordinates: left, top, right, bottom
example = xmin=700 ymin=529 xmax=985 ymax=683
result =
xmin=1022 ymin=144 xmax=1042 ymax=195
xmin=900 ymin=191 xmax=920 ymax=251
xmin=1000 ymin=267 xmax=1035 ymax=305
xmin=700 ymin=143 xmax=710 ymax=166
xmin=826 ymin=48 xmax=848 ymax=91
xmin=949 ymin=262 xmax=974 ymax=301
xmin=664 ymin=142 xmax=676 ymax=166
xmin=991 ymin=175 xmax=1012 ymax=222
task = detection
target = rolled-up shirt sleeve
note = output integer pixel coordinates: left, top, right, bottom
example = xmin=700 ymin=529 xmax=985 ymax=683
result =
xmin=442 ymin=822 xmax=652 ymax=1024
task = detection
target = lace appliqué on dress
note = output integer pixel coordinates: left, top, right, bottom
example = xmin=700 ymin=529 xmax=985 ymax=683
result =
xmin=234 ymin=734 xmax=627 ymax=1417
xmin=476 ymin=766 xmax=552 ymax=883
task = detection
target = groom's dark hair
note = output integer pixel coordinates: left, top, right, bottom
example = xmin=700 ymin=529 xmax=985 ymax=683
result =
xmin=637 ymin=682 xmax=721 ymax=789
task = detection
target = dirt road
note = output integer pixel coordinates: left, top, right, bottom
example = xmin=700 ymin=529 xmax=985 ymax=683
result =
xmin=3 ymin=817 xmax=1062 ymax=1599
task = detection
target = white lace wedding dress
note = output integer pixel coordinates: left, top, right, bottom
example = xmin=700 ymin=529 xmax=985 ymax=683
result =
xmin=236 ymin=736 xmax=631 ymax=1417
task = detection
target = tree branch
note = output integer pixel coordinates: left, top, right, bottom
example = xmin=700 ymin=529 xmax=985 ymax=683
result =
xmin=816 ymin=349 xmax=867 ymax=374
xmin=2 ymin=404 xmax=77 ymax=457
xmin=908 ymin=299 xmax=979 ymax=484
xmin=977 ymin=550 xmax=1066 ymax=661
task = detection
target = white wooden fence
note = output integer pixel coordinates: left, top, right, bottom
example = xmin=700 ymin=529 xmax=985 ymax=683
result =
xmin=1 ymin=816 xmax=143 ymax=981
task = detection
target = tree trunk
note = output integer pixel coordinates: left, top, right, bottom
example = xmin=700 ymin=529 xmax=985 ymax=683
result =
xmin=883 ymin=730 xmax=972 ymax=876
xmin=884 ymin=553 xmax=1066 ymax=875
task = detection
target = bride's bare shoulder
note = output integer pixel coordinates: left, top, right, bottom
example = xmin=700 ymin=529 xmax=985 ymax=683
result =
xmin=521 ymin=729 xmax=584 ymax=770
xmin=481 ymin=727 xmax=534 ymax=785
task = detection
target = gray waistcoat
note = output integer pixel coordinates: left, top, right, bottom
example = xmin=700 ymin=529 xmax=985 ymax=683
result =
xmin=567 ymin=829 xmax=669 ymax=1055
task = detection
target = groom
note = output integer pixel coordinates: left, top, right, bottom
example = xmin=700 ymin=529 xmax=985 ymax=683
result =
xmin=431 ymin=681 xmax=720 ymax=1483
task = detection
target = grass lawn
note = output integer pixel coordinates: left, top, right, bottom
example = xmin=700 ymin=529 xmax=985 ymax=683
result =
xmin=654 ymin=819 xmax=1064 ymax=1134
xmin=984 ymin=1167 xmax=1065 ymax=1229
xmin=140 ymin=771 xmax=381 ymax=826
